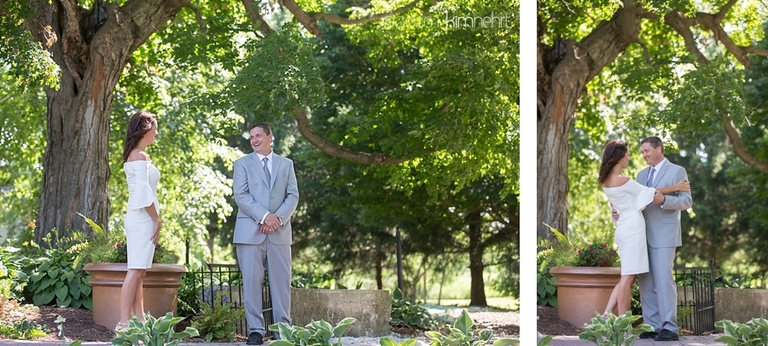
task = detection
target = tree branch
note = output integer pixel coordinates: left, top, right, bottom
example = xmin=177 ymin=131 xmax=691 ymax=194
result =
xmin=280 ymin=0 xmax=419 ymax=37
xmin=696 ymin=11 xmax=750 ymax=67
xmin=241 ymin=0 xmax=274 ymax=37
xmin=720 ymin=113 xmax=768 ymax=173
xmin=311 ymin=0 xmax=418 ymax=25
xmin=279 ymin=0 xmax=320 ymax=36
xmin=742 ymin=46 xmax=768 ymax=57
xmin=663 ymin=10 xmax=709 ymax=65
xmin=293 ymin=107 xmax=407 ymax=165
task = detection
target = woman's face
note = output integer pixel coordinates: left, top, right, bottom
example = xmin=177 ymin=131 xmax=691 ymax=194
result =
xmin=144 ymin=119 xmax=158 ymax=145
xmin=620 ymin=150 xmax=630 ymax=169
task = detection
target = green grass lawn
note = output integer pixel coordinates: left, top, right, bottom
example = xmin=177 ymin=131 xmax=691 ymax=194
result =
xmin=423 ymin=296 xmax=518 ymax=311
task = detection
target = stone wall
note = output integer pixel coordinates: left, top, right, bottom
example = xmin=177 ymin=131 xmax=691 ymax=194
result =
xmin=291 ymin=288 xmax=391 ymax=337
xmin=714 ymin=287 xmax=768 ymax=323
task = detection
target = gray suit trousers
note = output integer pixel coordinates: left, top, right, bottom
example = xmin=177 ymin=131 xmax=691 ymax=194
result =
xmin=638 ymin=246 xmax=678 ymax=334
xmin=237 ymin=238 xmax=292 ymax=336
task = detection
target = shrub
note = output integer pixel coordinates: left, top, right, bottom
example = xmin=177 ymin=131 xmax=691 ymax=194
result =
xmin=0 ymin=246 xmax=29 ymax=301
xmin=191 ymin=291 xmax=245 ymax=342
xmin=22 ymin=230 xmax=92 ymax=309
xmin=390 ymin=288 xmax=436 ymax=330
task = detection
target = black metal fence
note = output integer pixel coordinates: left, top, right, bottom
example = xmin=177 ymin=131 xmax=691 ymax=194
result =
xmin=187 ymin=263 xmax=274 ymax=338
xmin=674 ymin=258 xmax=716 ymax=335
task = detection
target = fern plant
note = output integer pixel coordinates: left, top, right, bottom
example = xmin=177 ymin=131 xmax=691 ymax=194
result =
xmin=191 ymin=291 xmax=245 ymax=342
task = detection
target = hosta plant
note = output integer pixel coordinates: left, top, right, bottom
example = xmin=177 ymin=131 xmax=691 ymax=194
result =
xmin=426 ymin=309 xmax=499 ymax=346
xmin=715 ymin=318 xmax=768 ymax=346
xmin=578 ymin=311 xmax=653 ymax=346
xmin=268 ymin=317 xmax=356 ymax=346
xmin=112 ymin=312 xmax=199 ymax=346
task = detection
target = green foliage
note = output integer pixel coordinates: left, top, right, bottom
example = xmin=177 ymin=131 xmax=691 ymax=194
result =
xmin=268 ymin=317 xmax=356 ymax=346
xmin=578 ymin=312 xmax=653 ymax=346
xmin=0 ymin=318 xmax=49 ymax=339
xmin=176 ymin=269 xmax=202 ymax=319
xmin=0 ymin=246 xmax=30 ymax=301
xmin=112 ymin=312 xmax=199 ymax=346
xmin=572 ymin=241 xmax=619 ymax=267
xmin=191 ymin=291 xmax=245 ymax=342
xmin=23 ymin=231 xmax=92 ymax=309
xmin=390 ymin=288 xmax=436 ymax=330
xmin=224 ymin=26 xmax=325 ymax=119
xmin=0 ymin=299 xmax=49 ymax=339
xmin=380 ymin=338 xmax=419 ymax=346
xmin=536 ymin=268 xmax=557 ymax=307
xmin=425 ymin=310 xmax=495 ymax=346
xmin=538 ymin=224 xmax=618 ymax=269
xmin=537 ymin=335 xmax=553 ymax=346
xmin=715 ymin=318 xmax=768 ymax=346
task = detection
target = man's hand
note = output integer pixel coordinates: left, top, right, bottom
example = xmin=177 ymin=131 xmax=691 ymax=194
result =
xmin=652 ymin=190 xmax=664 ymax=204
xmin=260 ymin=213 xmax=283 ymax=234
xmin=611 ymin=208 xmax=620 ymax=222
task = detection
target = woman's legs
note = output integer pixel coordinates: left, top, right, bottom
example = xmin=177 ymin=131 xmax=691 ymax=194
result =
xmin=602 ymin=284 xmax=620 ymax=317
xmin=119 ymin=268 xmax=147 ymax=324
xmin=603 ymin=274 xmax=636 ymax=318
xmin=131 ymin=271 xmax=147 ymax=322
xmin=616 ymin=274 xmax=636 ymax=316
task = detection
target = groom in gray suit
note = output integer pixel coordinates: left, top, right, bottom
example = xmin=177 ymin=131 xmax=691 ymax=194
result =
xmin=233 ymin=123 xmax=299 ymax=345
xmin=636 ymin=136 xmax=692 ymax=342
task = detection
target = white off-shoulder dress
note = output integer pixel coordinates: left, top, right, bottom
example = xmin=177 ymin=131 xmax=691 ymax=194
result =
xmin=124 ymin=160 xmax=160 ymax=269
xmin=603 ymin=179 xmax=655 ymax=275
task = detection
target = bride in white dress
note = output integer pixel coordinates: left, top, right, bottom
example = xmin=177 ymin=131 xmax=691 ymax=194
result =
xmin=598 ymin=140 xmax=689 ymax=318
xmin=116 ymin=111 xmax=162 ymax=331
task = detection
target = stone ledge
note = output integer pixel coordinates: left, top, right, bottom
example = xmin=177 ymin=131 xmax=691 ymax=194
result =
xmin=291 ymin=288 xmax=392 ymax=337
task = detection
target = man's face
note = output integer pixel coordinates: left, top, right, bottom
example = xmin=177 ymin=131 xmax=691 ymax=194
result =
xmin=249 ymin=126 xmax=273 ymax=156
xmin=640 ymin=142 xmax=663 ymax=166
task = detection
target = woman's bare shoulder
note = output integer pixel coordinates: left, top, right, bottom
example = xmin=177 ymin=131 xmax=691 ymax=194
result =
xmin=126 ymin=150 xmax=149 ymax=162
xmin=603 ymin=176 xmax=630 ymax=188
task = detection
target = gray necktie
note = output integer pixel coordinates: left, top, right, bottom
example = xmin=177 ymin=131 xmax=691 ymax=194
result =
xmin=647 ymin=167 xmax=655 ymax=187
xmin=262 ymin=157 xmax=271 ymax=183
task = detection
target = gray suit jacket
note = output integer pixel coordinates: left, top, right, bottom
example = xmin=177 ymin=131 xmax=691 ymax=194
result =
xmin=233 ymin=152 xmax=299 ymax=245
xmin=637 ymin=160 xmax=692 ymax=248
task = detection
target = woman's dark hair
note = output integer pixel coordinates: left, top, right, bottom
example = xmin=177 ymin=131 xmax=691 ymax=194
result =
xmin=598 ymin=140 xmax=628 ymax=184
xmin=123 ymin=111 xmax=156 ymax=163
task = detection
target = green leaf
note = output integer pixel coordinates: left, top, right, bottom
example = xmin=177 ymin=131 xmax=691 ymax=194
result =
xmin=454 ymin=310 xmax=473 ymax=335
xmin=55 ymin=284 xmax=68 ymax=301
xmin=332 ymin=317 xmax=356 ymax=337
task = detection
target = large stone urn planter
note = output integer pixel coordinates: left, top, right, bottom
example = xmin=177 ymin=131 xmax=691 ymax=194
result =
xmin=550 ymin=266 xmax=625 ymax=328
xmin=291 ymin=288 xmax=391 ymax=337
xmin=84 ymin=263 xmax=187 ymax=330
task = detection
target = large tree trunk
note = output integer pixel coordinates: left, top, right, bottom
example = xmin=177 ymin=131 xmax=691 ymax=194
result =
xmin=26 ymin=0 xmax=191 ymax=244
xmin=467 ymin=210 xmax=487 ymax=307
xmin=537 ymin=2 xmax=643 ymax=242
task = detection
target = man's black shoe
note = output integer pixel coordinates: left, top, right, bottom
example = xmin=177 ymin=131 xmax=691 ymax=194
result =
xmin=638 ymin=331 xmax=658 ymax=339
xmin=653 ymin=329 xmax=679 ymax=341
xmin=247 ymin=332 xmax=264 ymax=345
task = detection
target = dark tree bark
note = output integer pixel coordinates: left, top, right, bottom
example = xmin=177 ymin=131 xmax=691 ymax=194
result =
xmin=467 ymin=210 xmax=486 ymax=307
xmin=537 ymin=1 xmax=643 ymax=242
xmin=25 ymin=0 xmax=193 ymax=244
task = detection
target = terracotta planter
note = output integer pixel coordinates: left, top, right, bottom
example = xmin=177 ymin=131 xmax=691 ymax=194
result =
xmin=549 ymin=266 xmax=626 ymax=328
xmin=84 ymin=263 xmax=187 ymax=330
